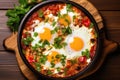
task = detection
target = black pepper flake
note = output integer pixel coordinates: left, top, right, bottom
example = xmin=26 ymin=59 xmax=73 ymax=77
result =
xmin=75 ymin=66 xmax=81 ymax=71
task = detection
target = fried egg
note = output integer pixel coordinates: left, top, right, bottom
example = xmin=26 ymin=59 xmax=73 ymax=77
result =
xmin=43 ymin=48 xmax=67 ymax=71
xmin=31 ymin=21 xmax=56 ymax=46
xmin=65 ymin=26 xmax=92 ymax=59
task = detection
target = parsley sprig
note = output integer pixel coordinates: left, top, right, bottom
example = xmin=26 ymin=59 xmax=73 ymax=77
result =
xmin=6 ymin=0 xmax=45 ymax=32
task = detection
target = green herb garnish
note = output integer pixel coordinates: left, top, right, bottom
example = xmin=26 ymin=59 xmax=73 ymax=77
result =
xmin=60 ymin=55 xmax=66 ymax=66
xmin=51 ymin=26 xmax=60 ymax=34
xmin=51 ymin=30 xmax=56 ymax=34
xmin=57 ymin=11 xmax=61 ymax=17
xmin=35 ymin=62 xmax=41 ymax=71
xmin=82 ymin=49 xmax=90 ymax=59
xmin=52 ymin=20 xmax=56 ymax=27
xmin=42 ymin=40 xmax=50 ymax=48
xmin=22 ymin=36 xmax=34 ymax=45
xmin=89 ymin=22 xmax=94 ymax=28
xmin=6 ymin=0 xmax=45 ymax=32
xmin=44 ymin=17 xmax=49 ymax=22
xmin=56 ymin=54 xmax=61 ymax=59
xmin=39 ymin=55 xmax=47 ymax=64
xmin=64 ymin=67 xmax=68 ymax=75
xmin=70 ymin=59 xmax=77 ymax=65
xmin=38 ymin=10 xmax=44 ymax=18
xmin=66 ymin=4 xmax=73 ymax=12
xmin=56 ymin=67 xmax=61 ymax=72
xmin=51 ymin=61 xmax=55 ymax=68
xmin=73 ymin=15 xmax=76 ymax=21
xmin=34 ymin=32 xmax=38 ymax=37
xmin=47 ymin=69 xmax=52 ymax=75
xmin=62 ymin=26 xmax=72 ymax=35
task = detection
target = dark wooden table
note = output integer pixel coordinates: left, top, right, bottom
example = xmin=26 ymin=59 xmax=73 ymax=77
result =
xmin=0 ymin=0 xmax=120 ymax=80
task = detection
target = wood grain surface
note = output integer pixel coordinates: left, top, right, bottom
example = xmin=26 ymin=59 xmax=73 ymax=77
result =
xmin=0 ymin=0 xmax=120 ymax=80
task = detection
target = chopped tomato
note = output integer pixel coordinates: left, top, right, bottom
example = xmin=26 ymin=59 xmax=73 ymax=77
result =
xmin=78 ymin=56 xmax=87 ymax=63
xmin=82 ymin=17 xmax=91 ymax=27
xmin=27 ymin=54 xmax=36 ymax=63
xmin=90 ymin=45 xmax=96 ymax=58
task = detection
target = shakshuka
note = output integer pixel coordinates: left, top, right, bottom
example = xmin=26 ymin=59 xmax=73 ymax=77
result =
xmin=21 ymin=3 xmax=97 ymax=77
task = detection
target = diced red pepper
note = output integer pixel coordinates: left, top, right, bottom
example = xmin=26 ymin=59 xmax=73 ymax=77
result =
xmin=78 ymin=56 xmax=87 ymax=63
xmin=28 ymin=55 xmax=35 ymax=63
xmin=82 ymin=17 xmax=91 ymax=27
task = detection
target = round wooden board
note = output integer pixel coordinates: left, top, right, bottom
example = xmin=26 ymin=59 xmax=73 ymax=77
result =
xmin=4 ymin=0 xmax=118 ymax=80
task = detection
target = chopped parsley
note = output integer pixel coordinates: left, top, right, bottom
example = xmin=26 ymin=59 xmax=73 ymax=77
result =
xmin=38 ymin=10 xmax=44 ymax=18
xmin=53 ymin=37 xmax=67 ymax=49
xmin=39 ymin=55 xmax=47 ymax=64
xmin=47 ymin=69 xmax=52 ymax=75
xmin=89 ymin=22 xmax=94 ymax=28
xmin=34 ymin=32 xmax=38 ymax=37
xmin=41 ymin=40 xmax=50 ymax=48
xmin=56 ymin=67 xmax=61 ymax=72
xmin=44 ymin=17 xmax=49 ymax=22
xmin=22 ymin=36 xmax=34 ymax=46
xmin=82 ymin=49 xmax=90 ymax=59
xmin=70 ymin=59 xmax=77 ymax=65
xmin=51 ymin=61 xmax=55 ymax=68
xmin=35 ymin=62 xmax=41 ymax=71
xmin=62 ymin=26 xmax=72 ymax=35
xmin=51 ymin=27 xmax=59 ymax=34
xmin=73 ymin=15 xmax=76 ymax=21
xmin=57 ymin=11 xmax=61 ymax=17
xmin=66 ymin=4 xmax=73 ymax=12
xmin=52 ymin=20 xmax=56 ymax=27
xmin=60 ymin=55 xmax=66 ymax=66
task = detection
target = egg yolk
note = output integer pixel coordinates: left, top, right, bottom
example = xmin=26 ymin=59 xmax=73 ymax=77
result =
xmin=47 ymin=51 xmax=60 ymax=64
xmin=39 ymin=27 xmax=52 ymax=41
xmin=58 ymin=14 xmax=71 ymax=27
xmin=70 ymin=37 xmax=84 ymax=51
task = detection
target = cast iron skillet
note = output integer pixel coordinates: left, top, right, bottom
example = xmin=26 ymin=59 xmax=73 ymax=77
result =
xmin=18 ymin=0 xmax=101 ymax=80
